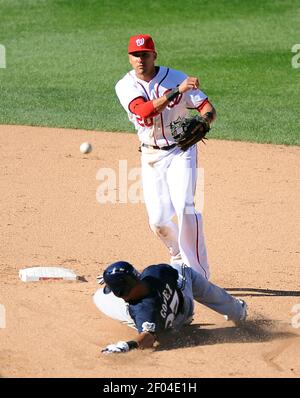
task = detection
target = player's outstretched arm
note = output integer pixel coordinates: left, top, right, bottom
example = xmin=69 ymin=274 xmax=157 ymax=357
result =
xmin=135 ymin=331 xmax=156 ymax=349
xmin=101 ymin=332 xmax=156 ymax=355
xmin=130 ymin=76 xmax=200 ymax=118
xmin=153 ymin=76 xmax=199 ymax=114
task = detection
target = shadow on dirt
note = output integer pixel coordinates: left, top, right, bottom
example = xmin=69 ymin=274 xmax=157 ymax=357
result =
xmin=156 ymin=318 xmax=299 ymax=351
xmin=224 ymin=288 xmax=300 ymax=297
xmin=77 ymin=276 xmax=88 ymax=282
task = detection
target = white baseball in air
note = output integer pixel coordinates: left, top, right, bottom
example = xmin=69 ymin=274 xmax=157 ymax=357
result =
xmin=80 ymin=142 xmax=92 ymax=154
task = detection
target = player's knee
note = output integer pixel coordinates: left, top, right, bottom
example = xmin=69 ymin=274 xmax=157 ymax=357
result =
xmin=150 ymin=223 xmax=169 ymax=238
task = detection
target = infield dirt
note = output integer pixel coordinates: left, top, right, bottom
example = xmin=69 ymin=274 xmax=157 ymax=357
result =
xmin=0 ymin=125 xmax=299 ymax=377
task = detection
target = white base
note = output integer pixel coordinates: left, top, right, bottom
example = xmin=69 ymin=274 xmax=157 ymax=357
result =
xmin=19 ymin=266 xmax=77 ymax=282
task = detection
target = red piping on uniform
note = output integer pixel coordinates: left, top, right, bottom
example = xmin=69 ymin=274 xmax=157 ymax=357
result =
xmin=193 ymin=146 xmax=198 ymax=197
xmin=197 ymin=98 xmax=209 ymax=112
xmin=195 ymin=213 xmax=208 ymax=279
xmin=137 ymin=82 xmax=150 ymax=100
xmin=156 ymin=68 xmax=170 ymax=146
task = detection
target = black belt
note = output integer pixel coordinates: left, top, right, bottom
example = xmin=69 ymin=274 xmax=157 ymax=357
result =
xmin=141 ymin=143 xmax=177 ymax=151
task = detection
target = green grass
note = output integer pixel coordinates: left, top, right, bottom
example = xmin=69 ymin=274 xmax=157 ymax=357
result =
xmin=0 ymin=0 xmax=299 ymax=145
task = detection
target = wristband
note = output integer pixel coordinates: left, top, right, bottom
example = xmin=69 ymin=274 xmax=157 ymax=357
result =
xmin=126 ymin=340 xmax=138 ymax=350
xmin=166 ymin=87 xmax=180 ymax=102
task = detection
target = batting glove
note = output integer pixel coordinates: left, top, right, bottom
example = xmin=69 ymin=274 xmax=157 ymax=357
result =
xmin=101 ymin=341 xmax=130 ymax=354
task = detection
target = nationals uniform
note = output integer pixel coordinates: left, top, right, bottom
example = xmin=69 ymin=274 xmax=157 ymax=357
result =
xmin=115 ymin=40 xmax=211 ymax=279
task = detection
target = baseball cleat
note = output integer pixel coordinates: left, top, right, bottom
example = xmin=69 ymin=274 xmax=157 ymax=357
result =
xmin=224 ymin=299 xmax=248 ymax=325
xmin=237 ymin=299 xmax=248 ymax=323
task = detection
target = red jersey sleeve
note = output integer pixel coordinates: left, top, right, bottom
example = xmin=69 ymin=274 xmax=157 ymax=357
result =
xmin=129 ymin=97 xmax=158 ymax=118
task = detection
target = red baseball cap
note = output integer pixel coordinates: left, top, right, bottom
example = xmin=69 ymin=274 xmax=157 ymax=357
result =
xmin=128 ymin=34 xmax=156 ymax=54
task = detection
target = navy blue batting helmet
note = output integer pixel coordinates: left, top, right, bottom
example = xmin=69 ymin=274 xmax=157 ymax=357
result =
xmin=103 ymin=261 xmax=140 ymax=297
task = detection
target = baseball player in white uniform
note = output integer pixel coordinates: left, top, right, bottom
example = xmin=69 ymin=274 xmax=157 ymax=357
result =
xmin=115 ymin=34 xmax=216 ymax=279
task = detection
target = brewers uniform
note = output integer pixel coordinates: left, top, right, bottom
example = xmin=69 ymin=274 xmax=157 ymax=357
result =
xmin=94 ymin=261 xmax=247 ymax=345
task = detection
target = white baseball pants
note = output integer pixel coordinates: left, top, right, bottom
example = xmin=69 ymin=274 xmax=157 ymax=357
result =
xmin=141 ymin=145 xmax=210 ymax=279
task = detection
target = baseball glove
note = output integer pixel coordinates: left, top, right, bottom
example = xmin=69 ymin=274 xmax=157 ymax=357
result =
xmin=169 ymin=114 xmax=210 ymax=151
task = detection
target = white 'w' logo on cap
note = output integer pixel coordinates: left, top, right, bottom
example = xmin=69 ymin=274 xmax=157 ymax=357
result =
xmin=136 ymin=38 xmax=145 ymax=46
